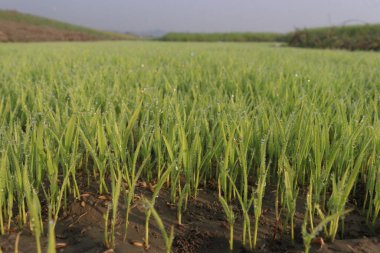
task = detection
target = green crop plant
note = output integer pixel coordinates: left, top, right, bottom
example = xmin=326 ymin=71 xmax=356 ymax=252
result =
xmin=177 ymin=183 xmax=190 ymax=225
xmin=218 ymin=194 xmax=235 ymax=251
xmin=0 ymin=154 xmax=7 ymax=235
xmin=228 ymin=174 xmax=254 ymax=250
xmin=364 ymin=139 xmax=380 ymax=225
xmin=302 ymin=206 xmax=349 ymax=253
xmin=162 ymin=134 xmax=180 ymax=203
xmin=103 ymin=204 xmax=111 ymax=249
xmin=306 ymin=182 xmax=314 ymax=231
xmin=363 ymin=147 xmax=377 ymax=222
xmin=23 ymin=166 xmax=43 ymax=253
xmin=106 ymin=166 xmax=123 ymax=249
xmin=79 ymin=120 xmax=109 ymax=194
xmin=9 ymin=146 xmax=27 ymax=228
xmin=326 ymin=139 xmax=371 ymax=241
xmin=219 ymin=123 xmax=237 ymax=202
xmin=372 ymin=169 xmax=380 ymax=225
xmin=47 ymin=206 xmax=57 ymax=253
xmin=252 ymin=140 xmax=268 ymax=249
xmin=309 ymin=118 xmax=341 ymax=210
xmin=0 ymin=41 xmax=378 ymax=252
xmin=282 ymin=154 xmax=298 ymax=242
xmin=144 ymin=165 xmax=172 ymax=247
xmin=123 ymin=135 xmax=149 ymax=240
xmin=142 ymin=198 xmax=174 ymax=253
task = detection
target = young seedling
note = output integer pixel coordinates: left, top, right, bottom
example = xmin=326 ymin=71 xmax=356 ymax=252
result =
xmin=123 ymin=137 xmax=149 ymax=240
xmin=302 ymin=207 xmax=348 ymax=253
xmin=252 ymin=168 xmax=267 ymax=249
xmin=144 ymin=165 xmax=172 ymax=247
xmin=252 ymin=140 xmax=268 ymax=249
xmin=79 ymin=125 xmax=108 ymax=194
xmin=283 ymin=156 xmax=298 ymax=242
xmin=227 ymin=174 xmax=254 ymax=250
xmin=109 ymin=167 xmax=123 ymax=249
xmin=326 ymin=139 xmax=370 ymax=241
xmin=177 ymin=183 xmax=190 ymax=225
xmin=23 ymin=167 xmax=42 ymax=253
xmin=372 ymin=169 xmax=380 ymax=225
xmin=103 ymin=204 xmax=111 ymax=249
xmin=218 ymin=195 xmax=235 ymax=251
xmin=306 ymin=182 xmax=314 ymax=231
xmin=0 ymin=154 xmax=7 ymax=235
xmin=47 ymin=206 xmax=57 ymax=253
xmin=142 ymin=198 xmax=174 ymax=253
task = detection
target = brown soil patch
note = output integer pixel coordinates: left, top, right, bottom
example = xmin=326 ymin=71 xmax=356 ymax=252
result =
xmin=0 ymin=183 xmax=379 ymax=253
xmin=0 ymin=31 xmax=8 ymax=41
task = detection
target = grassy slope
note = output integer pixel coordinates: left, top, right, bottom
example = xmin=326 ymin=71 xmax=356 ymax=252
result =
xmin=288 ymin=24 xmax=380 ymax=50
xmin=0 ymin=10 xmax=136 ymax=42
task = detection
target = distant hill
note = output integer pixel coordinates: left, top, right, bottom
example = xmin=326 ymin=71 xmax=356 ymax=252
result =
xmin=137 ymin=29 xmax=167 ymax=38
xmin=288 ymin=24 xmax=380 ymax=51
xmin=0 ymin=10 xmax=136 ymax=42
xmin=159 ymin=32 xmax=286 ymax=42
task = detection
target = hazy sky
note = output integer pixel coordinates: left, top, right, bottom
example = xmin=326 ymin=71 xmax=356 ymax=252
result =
xmin=1 ymin=0 xmax=380 ymax=34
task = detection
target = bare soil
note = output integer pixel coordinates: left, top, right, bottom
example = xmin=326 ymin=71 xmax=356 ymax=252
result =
xmin=0 ymin=181 xmax=379 ymax=253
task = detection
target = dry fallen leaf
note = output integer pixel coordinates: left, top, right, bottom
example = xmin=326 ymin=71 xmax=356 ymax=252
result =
xmin=80 ymin=228 xmax=87 ymax=235
xmin=56 ymin=242 xmax=67 ymax=249
xmin=311 ymin=237 xmax=325 ymax=248
xmin=148 ymin=183 xmax=155 ymax=193
xmin=130 ymin=241 xmax=144 ymax=247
